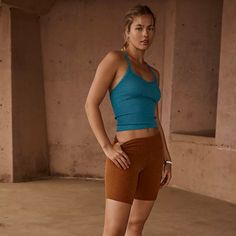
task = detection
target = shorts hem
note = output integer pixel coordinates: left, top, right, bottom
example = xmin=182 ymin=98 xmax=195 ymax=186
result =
xmin=106 ymin=197 xmax=133 ymax=205
xmin=134 ymin=197 xmax=157 ymax=201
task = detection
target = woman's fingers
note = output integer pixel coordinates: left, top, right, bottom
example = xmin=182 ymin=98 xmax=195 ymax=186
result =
xmin=166 ymin=172 xmax=172 ymax=185
xmin=165 ymin=174 xmax=170 ymax=185
xmin=116 ymin=143 xmax=131 ymax=164
xmin=160 ymin=168 xmax=172 ymax=187
xmin=115 ymin=157 xmax=129 ymax=170
xmin=161 ymin=175 xmax=167 ymax=186
xmin=113 ymin=142 xmax=131 ymax=168
xmin=120 ymin=151 xmax=131 ymax=165
xmin=161 ymin=169 xmax=167 ymax=182
xmin=118 ymin=152 xmax=131 ymax=168
xmin=110 ymin=145 xmax=130 ymax=170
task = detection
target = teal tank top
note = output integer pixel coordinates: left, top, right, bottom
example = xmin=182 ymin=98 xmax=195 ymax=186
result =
xmin=109 ymin=51 xmax=161 ymax=131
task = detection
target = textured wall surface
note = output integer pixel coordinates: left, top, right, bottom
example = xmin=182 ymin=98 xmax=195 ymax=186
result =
xmin=0 ymin=0 xmax=235 ymax=204
xmin=0 ymin=5 xmax=12 ymax=182
xmin=11 ymin=8 xmax=49 ymax=181
xmin=163 ymin=0 xmax=236 ymax=204
xmin=171 ymin=0 xmax=222 ymax=137
xmin=216 ymin=0 xmax=236 ymax=148
xmin=2 ymin=0 xmax=56 ymax=15
xmin=40 ymin=0 xmax=162 ymax=178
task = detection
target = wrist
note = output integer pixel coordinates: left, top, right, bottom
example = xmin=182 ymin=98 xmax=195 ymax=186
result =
xmin=102 ymin=142 xmax=113 ymax=152
xmin=164 ymin=160 xmax=173 ymax=165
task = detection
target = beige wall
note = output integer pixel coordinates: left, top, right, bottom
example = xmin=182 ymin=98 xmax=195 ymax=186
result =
xmin=0 ymin=5 xmax=12 ymax=182
xmin=40 ymin=0 xmax=163 ymax=178
xmin=11 ymin=8 xmax=49 ymax=181
xmin=171 ymin=0 xmax=222 ymax=137
xmin=216 ymin=0 xmax=236 ymax=148
xmin=0 ymin=0 xmax=235 ymax=204
xmin=0 ymin=4 xmax=49 ymax=182
xmin=164 ymin=0 xmax=236 ymax=204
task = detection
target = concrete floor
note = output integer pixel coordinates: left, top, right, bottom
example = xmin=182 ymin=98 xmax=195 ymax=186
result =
xmin=0 ymin=178 xmax=235 ymax=236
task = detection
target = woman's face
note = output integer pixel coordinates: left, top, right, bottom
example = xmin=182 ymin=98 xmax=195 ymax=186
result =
xmin=126 ymin=14 xmax=155 ymax=50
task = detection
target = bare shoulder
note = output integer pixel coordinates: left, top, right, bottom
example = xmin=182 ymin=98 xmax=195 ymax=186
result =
xmin=85 ymin=50 xmax=125 ymax=106
xmin=107 ymin=49 xmax=124 ymax=59
xmin=95 ymin=50 xmax=125 ymax=79
xmin=99 ymin=50 xmax=124 ymax=66
xmin=148 ymin=65 xmax=160 ymax=85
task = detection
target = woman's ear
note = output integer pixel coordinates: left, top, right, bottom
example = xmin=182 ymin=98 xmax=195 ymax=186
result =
xmin=124 ymin=30 xmax=129 ymax=40
xmin=123 ymin=30 xmax=130 ymax=48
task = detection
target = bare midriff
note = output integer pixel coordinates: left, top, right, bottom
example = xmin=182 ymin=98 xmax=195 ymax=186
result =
xmin=115 ymin=127 xmax=160 ymax=144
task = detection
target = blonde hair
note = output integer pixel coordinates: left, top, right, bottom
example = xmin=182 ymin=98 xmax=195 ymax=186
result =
xmin=121 ymin=5 xmax=156 ymax=51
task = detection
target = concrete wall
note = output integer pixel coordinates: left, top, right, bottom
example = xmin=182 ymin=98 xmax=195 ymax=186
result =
xmin=171 ymin=0 xmax=222 ymax=137
xmin=164 ymin=0 xmax=236 ymax=204
xmin=40 ymin=0 xmax=236 ymax=203
xmin=0 ymin=4 xmax=49 ymax=182
xmin=0 ymin=5 xmax=12 ymax=182
xmin=40 ymin=0 xmax=163 ymax=178
xmin=216 ymin=0 xmax=236 ymax=148
xmin=0 ymin=0 xmax=235 ymax=204
xmin=2 ymin=0 xmax=56 ymax=15
xmin=11 ymin=8 xmax=49 ymax=181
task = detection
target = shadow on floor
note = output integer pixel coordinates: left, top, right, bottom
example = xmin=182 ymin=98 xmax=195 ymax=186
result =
xmin=0 ymin=178 xmax=235 ymax=236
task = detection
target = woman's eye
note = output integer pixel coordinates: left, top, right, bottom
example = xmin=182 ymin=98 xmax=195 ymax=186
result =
xmin=136 ymin=28 xmax=142 ymax=31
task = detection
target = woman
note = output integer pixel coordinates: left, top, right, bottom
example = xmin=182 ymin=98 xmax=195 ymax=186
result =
xmin=85 ymin=5 xmax=172 ymax=236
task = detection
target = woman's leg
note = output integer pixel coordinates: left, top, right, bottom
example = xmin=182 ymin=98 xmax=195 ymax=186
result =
xmin=103 ymin=199 xmax=132 ymax=236
xmin=103 ymin=155 xmax=139 ymax=235
xmin=103 ymin=138 xmax=142 ymax=235
xmin=103 ymin=134 xmax=162 ymax=235
xmin=125 ymin=199 xmax=155 ymax=236
xmin=124 ymin=133 xmax=164 ymax=235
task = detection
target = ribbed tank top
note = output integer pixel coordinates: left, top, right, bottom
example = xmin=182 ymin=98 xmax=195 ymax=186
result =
xmin=109 ymin=51 xmax=161 ymax=131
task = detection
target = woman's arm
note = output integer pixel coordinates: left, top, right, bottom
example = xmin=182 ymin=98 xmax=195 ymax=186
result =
xmin=84 ymin=51 xmax=119 ymax=151
xmin=85 ymin=51 xmax=131 ymax=170
xmin=153 ymin=68 xmax=172 ymax=187
xmin=156 ymin=102 xmax=172 ymax=187
xmin=156 ymin=105 xmax=172 ymax=162
xmin=152 ymin=67 xmax=172 ymax=162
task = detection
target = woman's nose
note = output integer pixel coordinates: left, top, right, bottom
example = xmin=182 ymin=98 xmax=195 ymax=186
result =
xmin=143 ymin=29 xmax=149 ymax=37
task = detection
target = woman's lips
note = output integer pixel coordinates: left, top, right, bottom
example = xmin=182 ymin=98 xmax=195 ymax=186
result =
xmin=140 ymin=40 xmax=149 ymax=44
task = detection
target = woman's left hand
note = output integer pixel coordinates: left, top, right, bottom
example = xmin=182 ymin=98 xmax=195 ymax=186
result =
xmin=160 ymin=161 xmax=172 ymax=188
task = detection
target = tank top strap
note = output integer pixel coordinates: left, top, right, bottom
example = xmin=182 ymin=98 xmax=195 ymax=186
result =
xmin=123 ymin=51 xmax=132 ymax=68
xmin=123 ymin=51 xmax=159 ymax=85
xmin=146 ymin=64 xmax=159 ymax=85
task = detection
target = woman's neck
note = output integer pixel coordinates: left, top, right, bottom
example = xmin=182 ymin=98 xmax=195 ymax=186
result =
xmin=125 ymin=48 xmax=146 ymax=65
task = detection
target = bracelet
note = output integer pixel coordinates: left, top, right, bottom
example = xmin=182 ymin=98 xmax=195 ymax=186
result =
xmin=164 ymin=160 xmax=172 ymax=165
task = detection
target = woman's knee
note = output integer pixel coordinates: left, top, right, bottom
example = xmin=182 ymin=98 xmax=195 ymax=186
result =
xmin=103 ymin=223 xmax=127 ymax=236
xmin=126 ymin=218 xmax=145 ymax=232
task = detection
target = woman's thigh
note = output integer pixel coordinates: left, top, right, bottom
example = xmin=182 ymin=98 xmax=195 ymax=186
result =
xmin=127 ymin=199 xmax=155 ymax=226
xmin=104 ymin=155 xmax=140 ymax=204
xmin=104 ymin=198 xmax=131 ymax=232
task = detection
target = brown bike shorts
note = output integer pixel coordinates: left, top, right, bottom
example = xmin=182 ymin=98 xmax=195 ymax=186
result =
xmin=104 ymin=131 xmax=165 ymax=204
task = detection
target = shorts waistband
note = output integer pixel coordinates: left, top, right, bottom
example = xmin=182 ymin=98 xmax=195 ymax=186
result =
xmin=113 ymin=131 xmax=161 ymax=145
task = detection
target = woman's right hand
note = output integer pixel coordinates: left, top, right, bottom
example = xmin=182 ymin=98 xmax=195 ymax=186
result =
xmin=104 ymin=143 xmax=131 ymax=170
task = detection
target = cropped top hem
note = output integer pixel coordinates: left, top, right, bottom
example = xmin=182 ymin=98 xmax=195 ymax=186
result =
xmin=116 ymin=122 xmax=158 ymax=132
